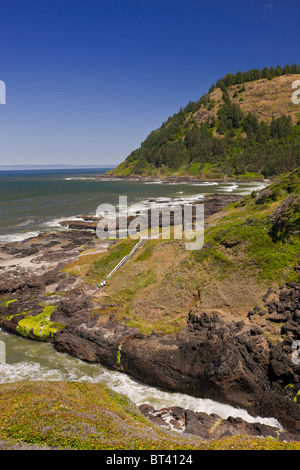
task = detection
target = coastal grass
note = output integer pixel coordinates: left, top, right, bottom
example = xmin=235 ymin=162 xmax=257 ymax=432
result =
xmin=86 ymin=238 xmax=138 ymax=284
xmin=0 ymin=380 xmax=200 ymax=450
xmin=62 ymin=238 xmax=137 ymax=284
xmin=195 ymin=210 xmax=300 ymax=284
xmin=61 ymin=251 xmax=106 ymax=277
xmin=93 ymin=236 xmax=197 ymax=334
xmin=195 ymin=171 xmax=300 ymax=282
xmin=0 ymin=381 xmax=300 ymax=451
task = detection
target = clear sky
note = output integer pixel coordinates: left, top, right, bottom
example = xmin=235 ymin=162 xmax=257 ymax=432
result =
xmin=0 ymin=0 xmax=299 ymax=167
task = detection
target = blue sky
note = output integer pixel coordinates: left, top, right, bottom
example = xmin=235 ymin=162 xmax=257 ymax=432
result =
xmin=0 ymin=0 xmax=299 ymax=167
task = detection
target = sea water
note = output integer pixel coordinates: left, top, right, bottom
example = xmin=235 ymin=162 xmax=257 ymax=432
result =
xmin=0 ymin=167 xmax=266 ymax=242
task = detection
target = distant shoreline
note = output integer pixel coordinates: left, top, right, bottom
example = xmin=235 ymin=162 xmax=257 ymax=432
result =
xmin=85 ymin=173 xmax=272 ymax=185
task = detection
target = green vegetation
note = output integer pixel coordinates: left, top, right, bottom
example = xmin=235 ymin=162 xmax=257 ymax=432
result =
xmin=212 ymin=63 xmax=300 ymax=89
xmin=115 ymin=269 xmax=157 ymax=303
xmin=15 ymin=304 xmax=65 ymax=341
xmin=1 ymin=380 xmax=300 ymax=450
xmin=0 ymin=299 xmax=18 ymax=308
xmin=63 ymin=238 xmax=138 ymax=285
xmin=0 ymin=381 xmax=198 ymax=450
xmin=0 ymin=299 xmax=66 ymax=341
xmin=136 ymin=242 xmax=154 ymax=261
xmin=86 ymin=238 xmax=137 ymax=283
xmin=108 ymin=65 xmax=300 ymax=179
xmin=194 ymin=168 xmax=300 ymax=283
xmin=197 ymin=212 xmax=299 ymax=283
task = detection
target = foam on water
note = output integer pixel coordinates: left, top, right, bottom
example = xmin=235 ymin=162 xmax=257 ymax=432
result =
xmin=216 ymin=184 xmax=239 ymax=192
xmin=190 ymin=182 xmax=219 ymax=186
xmin=15 ymin=218 xmax=35 ymax=227
xmin=143 ymin=180 xmax=163 ymax=184
xmin=0 ymin=231 xmax=40 ymax=243
xmin=63 ymin=177 xmax=98 ymax=181
xmin=0 ymin=330 xmax=281 ymax=429
xmin=44 ymin=216 xmax=86 ymax=228
xmin=102 ymin=194 xmax=205 ymax=220
xmin=140 ymin=194 xmax=205 ymax=208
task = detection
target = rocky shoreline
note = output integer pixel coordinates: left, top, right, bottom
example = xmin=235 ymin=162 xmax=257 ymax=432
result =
xmin=1 ymin=192 xmax=300 ymax=442
xmin=58 ymin=193 xmax=242 ymax=231
xmin=80 ymin=173 xmax=270 ymax=185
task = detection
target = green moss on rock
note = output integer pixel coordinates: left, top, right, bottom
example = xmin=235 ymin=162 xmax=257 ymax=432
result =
xmin=0 ymin=299 xmax=18 ymax=308
xmin=16 ymin=305 xmax=65 ymax=341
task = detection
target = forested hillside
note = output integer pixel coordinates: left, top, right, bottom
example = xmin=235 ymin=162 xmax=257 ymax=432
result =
xmin=109 ymin=65 xmax=300 ymax=179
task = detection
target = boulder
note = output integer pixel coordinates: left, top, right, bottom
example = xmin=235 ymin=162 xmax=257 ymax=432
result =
xmin=139 ymin=404 xmax=300 ymax=441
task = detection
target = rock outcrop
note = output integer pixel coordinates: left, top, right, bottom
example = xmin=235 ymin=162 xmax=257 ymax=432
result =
xmin=139 ymin=404 xmax=300 ymax=441
xmin=58 ymin=194 xmax=242 ymax=231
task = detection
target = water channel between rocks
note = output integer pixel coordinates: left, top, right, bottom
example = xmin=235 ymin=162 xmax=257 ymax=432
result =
xmin=0 ymin=328 xmax=280 ymax=429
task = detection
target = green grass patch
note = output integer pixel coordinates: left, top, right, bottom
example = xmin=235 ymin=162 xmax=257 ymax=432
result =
xmin=85 ymin=238 xmax=138 ymax=285
xmin=235 ymin=171 xmax=264 ymax=180
xmin=136 ymin=243 xmax=154 ymax=261
xmin=196 ymin=212 xmax=300 ymax=283
xmin=115 ymin=270 xmax=157 ymax=302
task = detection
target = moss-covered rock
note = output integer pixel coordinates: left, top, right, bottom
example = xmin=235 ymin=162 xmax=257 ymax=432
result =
xmin=15 ymin=304 xmax=65 ymax=341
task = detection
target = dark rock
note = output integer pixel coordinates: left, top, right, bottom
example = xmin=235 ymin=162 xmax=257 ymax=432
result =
xmin=267 ymin=302 xmax=277 ymax=313
xmin=139 ymin=404 xmax=300 ymax=441
xmin=294 ymin=310 xmax=300 ymax=321
xmin=268 ymin=313 xmax=287 ymax=323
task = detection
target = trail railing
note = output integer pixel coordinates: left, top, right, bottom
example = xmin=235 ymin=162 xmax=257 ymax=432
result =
xmin=106 ymin=235 xmax=142 ymax=280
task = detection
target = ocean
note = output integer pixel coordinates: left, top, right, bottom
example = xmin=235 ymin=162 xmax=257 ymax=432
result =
xmin=0 ymin=167 xmax=267 ymax=242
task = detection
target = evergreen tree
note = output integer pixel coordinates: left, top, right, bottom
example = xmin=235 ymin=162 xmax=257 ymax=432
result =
xmin=283 ymin=64 xmax=291 ymax=74
xmin=262 ymin=66 xmax=270 ymax=79
xmin=269 ymin=66 xmax=276 ymax=79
